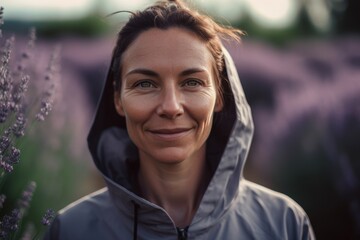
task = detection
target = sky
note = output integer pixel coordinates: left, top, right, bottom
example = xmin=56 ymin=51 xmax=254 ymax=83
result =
xmin=1 ymin=0 xmax=299 ymax=29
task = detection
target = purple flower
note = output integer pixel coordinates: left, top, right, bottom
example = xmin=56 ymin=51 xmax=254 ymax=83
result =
xmin=36 ymin=101 xmax=53 ymax=122
xmin=11 ymin=75 xmax=29 ymax=113
xmin=0 ymin=36 xmax=15 ymax=124
xmin=0 ymin=129 xmax=11 ymax=154
xmin=41 ymin=209 xmax=55 ymax=226
xmin=0 ymin=102 xmax=10 ymax=123
xmin=28 ymin=28 xmax=36 ymax=48
xmin=0 ymin=36 xmax=14 ymax=86
xmin=17 ymin=181 xmax=36 ymax=210
xmin=36 ymin=45 xmax=61 ymax=122
xmin=0 ymin=6 xmax=4 ymax=38
xmin=0 ymin=161 xmax=13 ymax=173
xmin=8 ymin=146 xmax=20 ymax=164
xmin=0 ymin=194 xmax=5 ymax=208
xmin=0 ymin=130 xmax=20 ymax=173
xmin=11 ymin=113 xmax=27 ymax=137
xmin=15 ymin=28 xmax=36 ymax=80
xmin=0 ymin=208 xmax=21 ymax=239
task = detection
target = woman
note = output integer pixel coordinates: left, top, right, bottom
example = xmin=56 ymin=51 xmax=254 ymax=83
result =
xmin=45 ymin=0 xmax=315 ymax=239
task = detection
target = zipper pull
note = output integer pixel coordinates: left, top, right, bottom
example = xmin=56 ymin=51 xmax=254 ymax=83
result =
xmin=177 ymin=227 xmax=189 ymax=240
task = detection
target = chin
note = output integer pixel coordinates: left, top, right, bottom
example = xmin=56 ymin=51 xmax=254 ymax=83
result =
xmin=145 ymin=147 xmax=194 ymax=164
xmin=157 ymin=151 xmax=189 ymax=164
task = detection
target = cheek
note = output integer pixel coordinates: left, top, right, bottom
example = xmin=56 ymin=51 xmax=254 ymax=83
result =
xmin=187 ymin=92 xmax=217 ymax=126
xmin=120 ymin=96 xmax=150 ymax=124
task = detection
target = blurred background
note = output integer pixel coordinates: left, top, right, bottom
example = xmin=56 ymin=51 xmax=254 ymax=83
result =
xmin=1 ymin=0 xmax=359 ymax=239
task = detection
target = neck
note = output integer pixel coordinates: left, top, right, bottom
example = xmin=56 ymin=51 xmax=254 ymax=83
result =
xmin=137 ymin=146 xmax=209 ymax=228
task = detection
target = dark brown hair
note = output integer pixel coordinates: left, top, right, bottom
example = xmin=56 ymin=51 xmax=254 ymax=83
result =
xmin=110 ymin=0 xmax=243 ymax=101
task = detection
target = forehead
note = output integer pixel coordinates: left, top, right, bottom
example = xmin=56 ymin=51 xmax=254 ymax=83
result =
xmin=121 ymin=28 xmax=214 ymax=73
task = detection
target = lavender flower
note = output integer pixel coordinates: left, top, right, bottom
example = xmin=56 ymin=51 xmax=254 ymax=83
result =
xmin=0 ymin=37 xmax=14 ymax=90
xmin=0 ymin=29 xmax=35 ymax=173
xmin=36 ymin=45 xmax=61 ymax=122
xmin=27 ymin=27 xmax=36 ymax=49
xmin=11 ymin=113 xmax=27 ymax=137
xmin=0 ymin=36 xmax=15 ymax=124
xmin=0 ymin=183 xmax=36 ymax=238
xmin=0 ymin=7 xmax=4 ymax=38
xmin=11 ymin=75 xmax=29 ymax=113
xmin=0 ymin=194 xmax=5 ymax=208
xmin=15 ymin=28 xmax=36 ymax=80
xmin=0 ymin=161 xmax=13 ymax=173
xmin=0 ymin=7 xmax=61 ymax=239
xmin=36 ymin=101 xmax=52 ymax=122
xmin=8 ymin=146 xmax=20 ymax=164
xmin=20 ymin=28 xmax=36 ymax=59
xmin=17 ymin=181 xmax=36 ymax=210
xmin=0 ymin=128 xmax=11 ymax=153
xmin=0 ymin=208 xmax=21 ymax=239
xmin=41 ymin=209 xmax=55 ymax=226
xmin=0 ymin=138 xmax=15 ymax=173
xmin=0 ymin=135 xmax=20 ymax=173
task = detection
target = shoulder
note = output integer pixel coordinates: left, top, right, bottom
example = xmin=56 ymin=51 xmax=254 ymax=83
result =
xmin=240 ymin=180 xmax=305 ymax=214
xmin=59 ymin=187 xmax=111 ymax=217
xmin=55 ymin=187 xmax=113 ymax=229
xmin=235 ymin=180 xmax=315 ymax=239
xmin=44 ymin=188 xmax=119 ymax=240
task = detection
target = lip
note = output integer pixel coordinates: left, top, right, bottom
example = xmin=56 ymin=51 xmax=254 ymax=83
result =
xmin=147 ymin=128 xmax=193 ymax=140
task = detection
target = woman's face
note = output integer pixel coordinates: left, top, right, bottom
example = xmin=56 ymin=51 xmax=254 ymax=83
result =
xmin=115 ymin=27 xmax=222 ymax=164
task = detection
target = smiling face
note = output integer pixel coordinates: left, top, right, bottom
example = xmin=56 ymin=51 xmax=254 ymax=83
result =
xmin=114 ymin=27 xmax=223 ymax=165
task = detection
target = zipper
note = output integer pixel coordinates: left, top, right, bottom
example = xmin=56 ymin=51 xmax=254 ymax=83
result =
xmin=177 ymin=227 xmax=189 ymax=240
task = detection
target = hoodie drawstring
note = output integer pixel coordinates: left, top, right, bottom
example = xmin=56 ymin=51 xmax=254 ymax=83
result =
xmin=132 ymin=201 xmax=139 ymax=240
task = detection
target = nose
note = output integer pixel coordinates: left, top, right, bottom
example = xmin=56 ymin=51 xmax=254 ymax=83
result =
xmin=156 ymin=85 xmax=184 ymax=119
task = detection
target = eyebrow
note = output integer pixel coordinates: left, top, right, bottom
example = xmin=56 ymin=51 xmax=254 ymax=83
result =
xmin=125 ymin=68 xmax=159 ymax=77
xmin=124 ymin=67 xmax=208 ymax=78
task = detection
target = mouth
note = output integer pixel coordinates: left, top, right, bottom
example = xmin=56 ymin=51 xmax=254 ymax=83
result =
xmin=147 ymin=128 xmax=193 ymax=140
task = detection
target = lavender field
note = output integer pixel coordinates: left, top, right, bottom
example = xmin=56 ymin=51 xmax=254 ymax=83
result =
xmin=1 ymin=29 xmax=359 ymax=239
xmin=227 ymin=36 xmax=360 ymax=240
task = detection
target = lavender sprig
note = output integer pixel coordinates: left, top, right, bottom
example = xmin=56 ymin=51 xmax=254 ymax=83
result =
xmin=0 ymin=7 xmax=4 ymax=38
xmin=0 ymin=128 xmax=11 ymax=154
xmin=0 ymin=193 xmax=5 ymax=208
xmin=0 ymin=182 xmax=36 ymax=239
xmin=14 ymin=28 xmax=35 ymax=82
xmin=17 ymin=181 xmax=36 ymax=211
xmin=0 ymin=29 xmax=35 ymax=174
xmin=0 ymin=146 xmax=20 ymax=173
xmin=0 ymin=36 xmax=15 ymax=124
xmin=11 ymin=75 xmax=29 ymax=114
xmin=0 ymin=37 xmax=14 ymax=93
xmin=11 ymin=113 xmax=27 ymax=138
xmin=0 ymin=7 xmax=60 ymax=240
xmin=0 ymin=208 xmax=21 ymax=239
xmin=0 ymin=128 xmax=21 ymax=174
xmin=41 ymin=209 xmax=55 ymax=226
xmin=36 ymin=45 xmax=61 ymax=122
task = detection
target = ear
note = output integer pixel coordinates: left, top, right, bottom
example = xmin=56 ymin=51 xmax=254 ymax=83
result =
xmin=114 ymin=91 xmax=125 ymax=116
xmin=214 ymin=96 xmax=223 ymax=112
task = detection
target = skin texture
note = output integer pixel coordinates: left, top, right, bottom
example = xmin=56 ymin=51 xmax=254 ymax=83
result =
xmin=114 ymin=27 xmax=222 ymax=227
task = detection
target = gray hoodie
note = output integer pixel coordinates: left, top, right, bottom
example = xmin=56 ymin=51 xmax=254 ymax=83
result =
xmin=44 ymin=47 xmax=315 ymax=240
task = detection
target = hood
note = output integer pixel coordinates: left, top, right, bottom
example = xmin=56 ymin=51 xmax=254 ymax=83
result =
xmin=87 ymin=45 xmax=254 ymax=232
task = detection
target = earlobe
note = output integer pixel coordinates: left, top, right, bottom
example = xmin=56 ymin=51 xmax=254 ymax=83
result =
xmin=114 ymin=91 xmax=125 ymax=116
